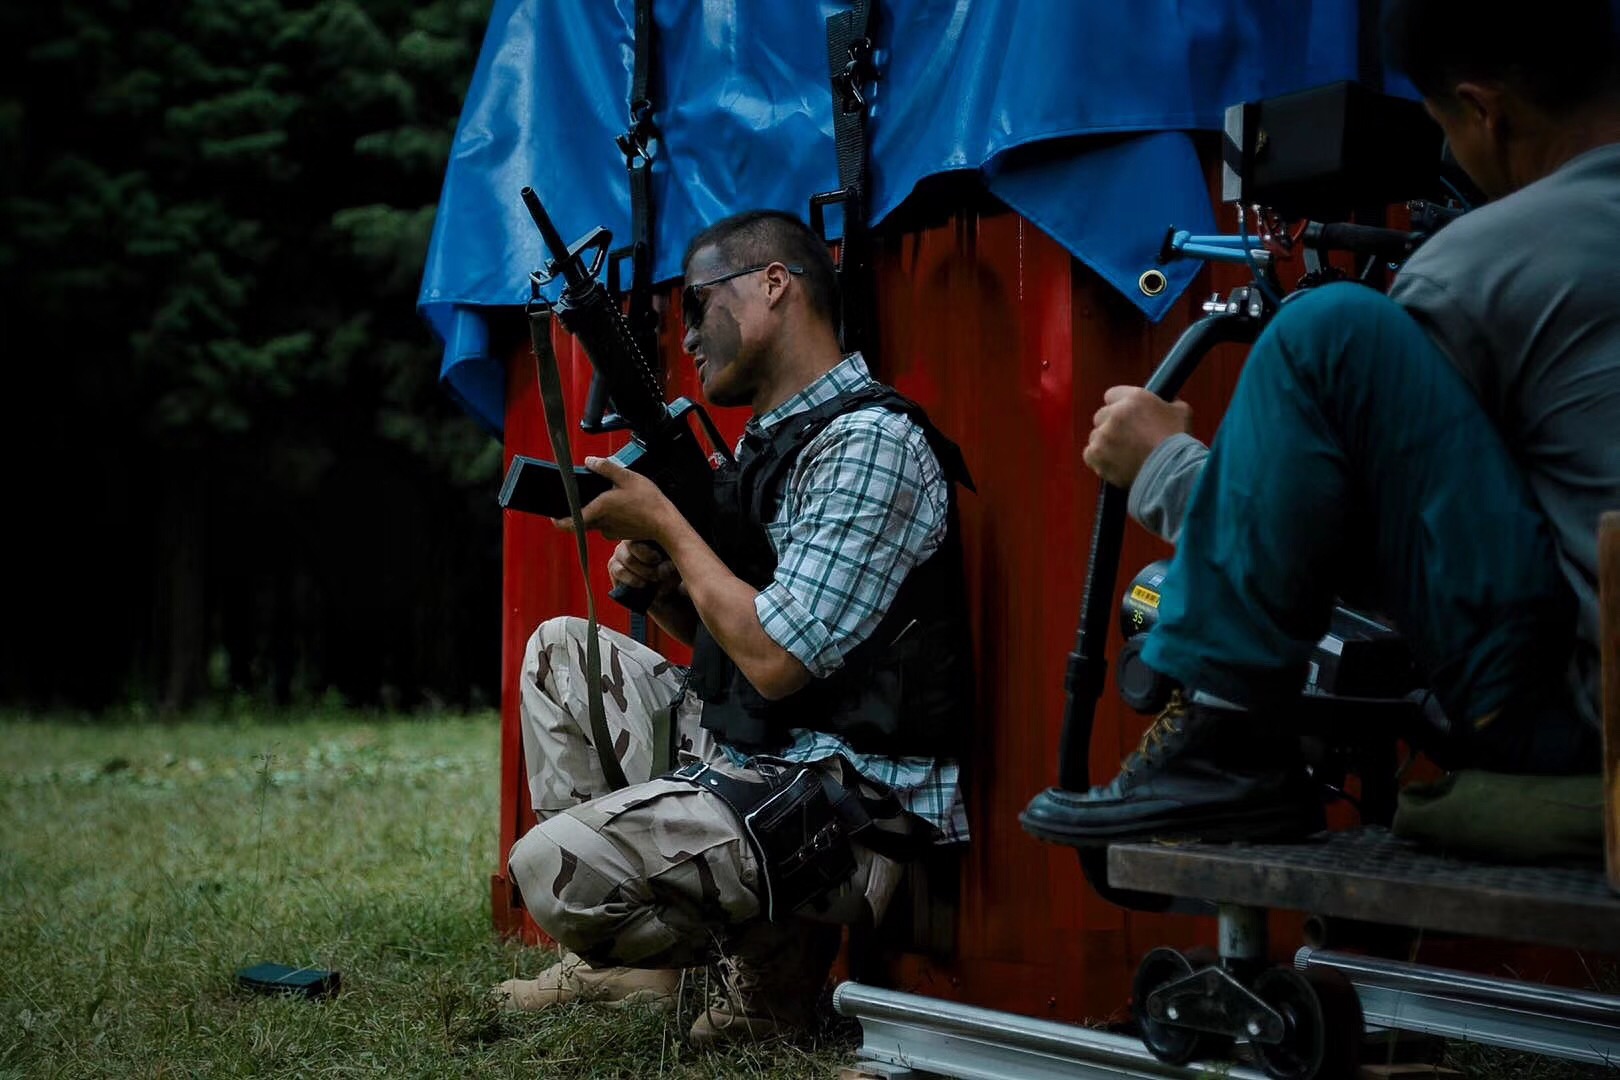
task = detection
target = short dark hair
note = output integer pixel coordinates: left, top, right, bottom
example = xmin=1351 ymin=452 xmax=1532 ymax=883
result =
xmin=1383 ymin=0 xmax=1620 ymax=110
xmin=681 ymin=210 xmax=840 ymax=327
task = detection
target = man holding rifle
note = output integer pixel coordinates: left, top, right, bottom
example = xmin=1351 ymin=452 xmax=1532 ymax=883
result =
xmin=497 ymin=210 xmax=973 ymax=1045
xmin=1028 ymin=0 xmax=1620 ymax=846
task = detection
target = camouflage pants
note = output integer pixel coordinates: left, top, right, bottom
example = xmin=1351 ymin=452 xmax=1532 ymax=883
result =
xmin=508 ymin=616 xmax=901 ymax=968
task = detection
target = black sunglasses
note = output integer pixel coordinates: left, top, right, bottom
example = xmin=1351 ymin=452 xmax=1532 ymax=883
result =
xmin=682 ymin=263 xmax=805 ymax=330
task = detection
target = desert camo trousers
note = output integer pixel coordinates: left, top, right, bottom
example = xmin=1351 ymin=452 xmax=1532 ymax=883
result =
xmin=507 ymin=616 xmax=902 ymax=969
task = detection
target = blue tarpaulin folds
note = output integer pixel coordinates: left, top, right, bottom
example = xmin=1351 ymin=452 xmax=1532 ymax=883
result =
xmin=419 ymin=0 xmax=1380 ymax=433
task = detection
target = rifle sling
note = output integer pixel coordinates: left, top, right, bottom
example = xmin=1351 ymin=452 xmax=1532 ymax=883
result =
xmin=624 ymin=0 xmax=658 ymax=647
xmin=528 ymin=303 xmax=632 ymax=793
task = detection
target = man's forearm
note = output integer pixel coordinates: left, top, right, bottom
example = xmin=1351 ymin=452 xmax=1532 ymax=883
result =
xmin=647 ymin=593 xmax=699 ymax=647
xmin=655 ymin=512 xmax=811 ymax=700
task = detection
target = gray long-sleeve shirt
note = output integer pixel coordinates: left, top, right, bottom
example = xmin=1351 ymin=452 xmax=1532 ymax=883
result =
xmin=1127 ymin=432 xmax=1208 ymax=544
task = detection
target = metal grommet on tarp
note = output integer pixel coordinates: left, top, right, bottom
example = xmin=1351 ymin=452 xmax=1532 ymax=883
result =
xmin=1139 ymin=268 xmax=1168 ymax=297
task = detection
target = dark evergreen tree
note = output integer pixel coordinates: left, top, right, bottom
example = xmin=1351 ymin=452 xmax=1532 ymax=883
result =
xmin=1 ymin=0 xmax=501 ymax=710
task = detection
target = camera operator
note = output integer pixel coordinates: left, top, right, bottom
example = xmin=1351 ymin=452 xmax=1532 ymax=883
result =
xmin=1029 ymin=0 xmax=1620 ymax=846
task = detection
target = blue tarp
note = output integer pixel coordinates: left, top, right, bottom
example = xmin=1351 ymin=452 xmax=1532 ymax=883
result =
xmin=419 ymin=0 xmax=1390 ymax=434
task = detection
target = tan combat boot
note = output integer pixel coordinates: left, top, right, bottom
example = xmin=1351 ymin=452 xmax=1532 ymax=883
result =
xmin=494 ymin=949 xmax=681 ymax=1013
xmin=688 ymin=921 xmax=842 ymax=1047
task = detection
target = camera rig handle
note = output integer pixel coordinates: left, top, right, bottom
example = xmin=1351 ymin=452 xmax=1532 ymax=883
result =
xmin=1021 ymin=282 xmax=1273 ymax=913
xmin=1054 ymin=286 xmax=1272 ymax=793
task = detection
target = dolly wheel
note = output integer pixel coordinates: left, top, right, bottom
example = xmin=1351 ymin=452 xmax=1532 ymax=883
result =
xmin=1301 ymin=967 xmax=1364 ymax=1080
xmin=1250 ymin=965 xmax=1354 ymax=1080
xmin=1132 ymin=947 xmax=1209 ymax=1065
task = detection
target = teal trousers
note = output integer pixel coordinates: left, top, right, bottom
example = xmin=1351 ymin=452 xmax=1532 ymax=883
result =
xmin=1141 ymin=284 xmax=1583 ymax=771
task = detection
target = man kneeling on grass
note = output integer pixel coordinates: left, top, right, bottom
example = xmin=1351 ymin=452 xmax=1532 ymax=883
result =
xmin=495 ymin=210 xmax=974 ymax=1046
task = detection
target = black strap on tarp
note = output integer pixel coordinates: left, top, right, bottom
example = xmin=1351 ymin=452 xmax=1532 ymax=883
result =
xmin=823 ymin=0 xmax=880 ymax=364
xmin=616 ymin=0 xmax=657 ymax=358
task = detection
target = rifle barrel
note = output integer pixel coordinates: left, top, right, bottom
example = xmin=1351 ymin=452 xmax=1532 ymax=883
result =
xmin=521 ymin=187 xmax=581 ymax=285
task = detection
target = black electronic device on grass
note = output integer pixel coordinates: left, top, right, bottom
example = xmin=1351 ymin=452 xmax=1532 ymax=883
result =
xmin=235 ymin=962 xmax=341 ymax=1000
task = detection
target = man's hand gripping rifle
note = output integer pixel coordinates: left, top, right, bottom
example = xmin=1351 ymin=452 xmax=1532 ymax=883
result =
xmin=499 ymin=188 xmax=733 ymax=612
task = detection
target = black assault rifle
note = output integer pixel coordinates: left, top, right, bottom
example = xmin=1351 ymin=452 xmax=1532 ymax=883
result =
xmin=498 ymin=188 xmax=732 ymax=612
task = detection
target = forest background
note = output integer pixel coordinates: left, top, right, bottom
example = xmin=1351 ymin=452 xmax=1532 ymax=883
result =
xmin=1 ymin=0 xmax=503 ymax=714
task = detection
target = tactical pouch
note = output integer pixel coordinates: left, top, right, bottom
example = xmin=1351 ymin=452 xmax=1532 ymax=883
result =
xmin=670 ymin=761 xmax=855 ymax=921
xmin=744 ymin=766 xmax=857 ymax=920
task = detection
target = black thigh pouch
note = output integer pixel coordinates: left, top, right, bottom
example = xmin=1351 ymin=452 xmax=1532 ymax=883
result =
xmin=671 ymin=761 xmax=855 ymax=921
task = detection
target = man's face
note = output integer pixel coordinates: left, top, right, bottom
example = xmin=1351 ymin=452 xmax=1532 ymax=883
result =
xmin=1425 ymin=89 xmax=1514 ymax=200
xmin=680 ymin=245 xmax=772 ymax=408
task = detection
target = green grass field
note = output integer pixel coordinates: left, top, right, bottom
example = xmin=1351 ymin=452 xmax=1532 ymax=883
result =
xmin=4 ymin=712 xmax=1613 ymax=1079
xmin=0 ymin=712 xmax=852 ymax=1078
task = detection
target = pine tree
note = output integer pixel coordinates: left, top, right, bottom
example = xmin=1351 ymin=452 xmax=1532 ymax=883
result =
xmin=1 ymin=0 xmax=500 ymax=709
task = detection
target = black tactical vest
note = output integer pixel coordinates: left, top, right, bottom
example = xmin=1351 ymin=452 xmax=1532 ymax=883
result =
xmin=687 ymin=382 xmax=975 ymax=759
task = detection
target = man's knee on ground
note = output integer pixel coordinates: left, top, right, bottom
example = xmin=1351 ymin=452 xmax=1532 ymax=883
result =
xmin=509 ymin=814 xmax=710 ymax=969
xmin=507 ymin=817 xmax=622 ymax=962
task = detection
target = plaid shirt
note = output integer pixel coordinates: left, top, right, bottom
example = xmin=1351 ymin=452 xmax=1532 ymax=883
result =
xmin=718 ymin=354 xmax=968 ymax=843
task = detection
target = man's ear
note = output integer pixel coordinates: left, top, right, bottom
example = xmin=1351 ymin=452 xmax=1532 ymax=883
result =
xmin=1453 ymin=81 xmax=1508 ymax=138
xmin=762 ymin=260 xmax=793 ymax=310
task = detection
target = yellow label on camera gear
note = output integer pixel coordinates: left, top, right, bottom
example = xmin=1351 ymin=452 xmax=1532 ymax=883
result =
xmin=1130 ymin=585 xmax=1161 ymax=608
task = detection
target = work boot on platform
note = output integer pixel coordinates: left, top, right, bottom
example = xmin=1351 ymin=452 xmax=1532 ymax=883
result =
xmin=1020 ymin=692 xmax=1325 ymax=846
xmin=494 ymin=950 xmax=680 ymax=1013
xmin=688 ymin=921 xmax=842 ymax=1047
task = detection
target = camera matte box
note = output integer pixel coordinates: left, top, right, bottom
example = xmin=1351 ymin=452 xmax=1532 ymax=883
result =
xmin=1223 ymin=81 xmax=1443 ymax=216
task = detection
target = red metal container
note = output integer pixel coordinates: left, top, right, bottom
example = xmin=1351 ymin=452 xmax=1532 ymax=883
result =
xmin=492 ymin=185 xmax=1259 ymax=1020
